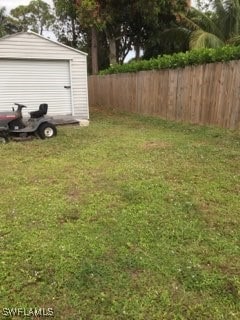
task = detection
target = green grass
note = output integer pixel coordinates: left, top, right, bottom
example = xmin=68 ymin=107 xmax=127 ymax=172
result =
xmin=0 ymin=108 xmax=240 ymax=319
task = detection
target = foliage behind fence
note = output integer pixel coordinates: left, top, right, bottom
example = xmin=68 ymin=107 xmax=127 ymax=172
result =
xmin=88 ymin=60 xmax=240 ymax=129
xmin=99 ymin=46 xmax=240 ymax=75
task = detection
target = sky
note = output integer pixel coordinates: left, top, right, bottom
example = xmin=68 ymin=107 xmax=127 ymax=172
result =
xmin=0 ymin=0 xmax=53 ymax=12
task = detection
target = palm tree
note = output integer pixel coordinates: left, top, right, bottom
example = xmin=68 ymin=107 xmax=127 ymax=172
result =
xmin=177 ymin=0 xmax=240 ymax=49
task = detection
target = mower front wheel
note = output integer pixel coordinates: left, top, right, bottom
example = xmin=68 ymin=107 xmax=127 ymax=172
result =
xmin=0 ymin=131 xmax=9 ymax=144
xmin=38 ymin=122 xmax=57 ymax=139
xmin=0 ymin=136 xmax=8 ymax=144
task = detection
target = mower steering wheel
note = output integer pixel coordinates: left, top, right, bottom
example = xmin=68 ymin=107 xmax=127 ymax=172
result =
xmin=14 ymin=103 xmax=27 ymax=108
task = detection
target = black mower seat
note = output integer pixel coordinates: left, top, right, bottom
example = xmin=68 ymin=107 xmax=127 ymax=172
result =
xmin=30 ymin=104 xmax=48 ymax=118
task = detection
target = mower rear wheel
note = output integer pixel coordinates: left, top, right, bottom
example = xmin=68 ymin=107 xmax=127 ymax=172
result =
xmin=38 ymin=122 xmax=57 ymax=139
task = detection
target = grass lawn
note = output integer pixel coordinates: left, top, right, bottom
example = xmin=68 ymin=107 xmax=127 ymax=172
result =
xmin=0 ymin=108 xmax=239 ymax=319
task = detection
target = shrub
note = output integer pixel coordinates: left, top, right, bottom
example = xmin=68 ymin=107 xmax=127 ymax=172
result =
xmin=99 ymin=45 xmax=240 ymax=75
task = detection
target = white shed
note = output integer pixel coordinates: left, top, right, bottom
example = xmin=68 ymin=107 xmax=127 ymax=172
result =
xmin=0 ymin=31 xmax=89 ymax=119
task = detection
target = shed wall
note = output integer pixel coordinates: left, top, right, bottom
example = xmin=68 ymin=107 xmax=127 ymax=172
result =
xmin=0 ymin=32 xmax=89 ymax=118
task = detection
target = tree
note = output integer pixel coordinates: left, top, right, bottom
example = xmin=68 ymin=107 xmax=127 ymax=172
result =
xmin=141 ymin=0 xmax=192 ymax=58
xmin=53 ymin=0 xmax=83 ymax=48
xmin=10 ymin=5 xmax=33 ymax=32
xmin=54 ymin=0 xmax=102 ymax=74
xmin=175 ymin=0 xmax=240 ymax=49
xmin=0 ymin=6 xmax=7 ymax=37
xmin=76 ymin=0 xmax=103 ymax=74
xmin=0 ymin=6 xmax=21 ymax=37
xmin=10 ymin=0 xmax=54 ymax=35
xmin=51 ymin=0 xmax=192 ymax=73
xmin=75 ymin=0 xmax=188 ymax=72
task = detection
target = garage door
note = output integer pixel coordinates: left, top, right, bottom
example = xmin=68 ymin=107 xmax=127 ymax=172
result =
xmin=0 ymin=59 xmax=72 ymax=115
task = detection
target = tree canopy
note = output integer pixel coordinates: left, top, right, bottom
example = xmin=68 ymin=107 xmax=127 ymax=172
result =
xmin=0 ymin=6 xmax=20 ymax=36
xmin=174 ymin=0 xmax=240 ymax=49
xmin=10 ymin=0 xmax=54 ymax=35
xmin=1 ymin=0 xmax=240 ymax=74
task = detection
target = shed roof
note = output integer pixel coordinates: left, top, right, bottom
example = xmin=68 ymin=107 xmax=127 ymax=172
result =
xmin=0 ymin=31 xmax=88 ymax=56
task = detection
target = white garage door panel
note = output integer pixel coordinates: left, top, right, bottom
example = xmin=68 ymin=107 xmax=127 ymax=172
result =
xmin=0 ymin=59 xmax=72 ymax=115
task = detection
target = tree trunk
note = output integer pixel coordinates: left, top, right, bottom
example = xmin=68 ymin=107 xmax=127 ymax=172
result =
xmin=105 ymin=30 xmax=117 ymax=65
xmin=135 ymin=45 xmax=140 ymax=60
xmin=91 ymin=26 xmax=98 ymax=75
xmin=108 ymin=37 xmax=117 ymax=65
xmin=71 ymin=17 xmax=77 ymax=47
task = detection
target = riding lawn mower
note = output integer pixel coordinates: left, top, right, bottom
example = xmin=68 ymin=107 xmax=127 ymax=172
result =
xmin=0 ymin=103 xmax=57 ymax=143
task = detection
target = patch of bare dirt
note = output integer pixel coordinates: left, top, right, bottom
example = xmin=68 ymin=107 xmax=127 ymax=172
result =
xmin=141 ymin=140 xmax=172 ymax=150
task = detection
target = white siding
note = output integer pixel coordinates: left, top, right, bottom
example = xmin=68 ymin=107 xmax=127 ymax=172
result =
xmin=0 ymin=32 xmax=89 ymax=118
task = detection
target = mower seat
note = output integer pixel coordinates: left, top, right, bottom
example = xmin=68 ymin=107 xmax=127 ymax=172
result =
xmin=30 ymin=104 xmax=48 ymax=118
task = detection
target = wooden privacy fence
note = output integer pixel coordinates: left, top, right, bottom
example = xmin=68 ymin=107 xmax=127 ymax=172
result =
xmin=88 ymin=60 xmax=240 ymax=129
